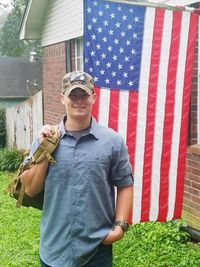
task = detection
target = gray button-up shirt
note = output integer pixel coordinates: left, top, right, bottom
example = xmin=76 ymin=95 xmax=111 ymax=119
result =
xmin=30 ymin=117 xmax=133 ymax=267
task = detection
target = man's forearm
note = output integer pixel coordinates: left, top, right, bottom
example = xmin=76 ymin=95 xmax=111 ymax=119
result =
xmin=115 ymin=184 xmax=133 ymax=221
xmin=21 ymin=159 xmax=49 ymax=197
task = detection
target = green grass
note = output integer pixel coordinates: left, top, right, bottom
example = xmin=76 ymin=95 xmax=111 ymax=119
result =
xmin=0 ymin=172 xmax=41 ymax=267
xmin=1 ymin=171 xmax=200 ymax=267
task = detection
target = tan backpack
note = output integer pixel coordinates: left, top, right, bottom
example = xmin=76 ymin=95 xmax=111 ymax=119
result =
xmin=7 ymin=125 xmax=60 ymax=210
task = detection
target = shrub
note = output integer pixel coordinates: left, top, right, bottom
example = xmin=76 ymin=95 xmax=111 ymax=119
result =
xmin=0 ymin=148 xmax=23 ymax=171
xmin=0 ymin=107 xmax=6 ymax=147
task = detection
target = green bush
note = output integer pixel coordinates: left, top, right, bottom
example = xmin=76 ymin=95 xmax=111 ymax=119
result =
xmin=0 ymin=148 xmax=23 ymax=171
xmin=113 ymin=221 xmax=200 ymax=267
xmin=0 ymin=107 xmax=6 ymax=147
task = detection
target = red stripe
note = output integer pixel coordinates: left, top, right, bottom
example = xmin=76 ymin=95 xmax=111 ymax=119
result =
xmin=157 ymin=12 xmax=182 ymax=222
xmin=141 ymin=9 xmax=165 ymax=222
xmin=126 ymin=91 xmax=139 ymax=169
xmin=92 ymin=86 xmax=100 ymax=121
xmin=126 ymin=91 xmax=139 ymax=224
xmin=173 ymin=13 xmax=198 ymax=219
xmin=108 ymin=90 xmax=119 ymax=131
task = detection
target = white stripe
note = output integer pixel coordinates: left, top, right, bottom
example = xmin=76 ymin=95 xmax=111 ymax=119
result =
xmin=150 ymin=11 xmax=172 ymax=221
xmin=133 ymin=8 xmax=155 ymax=224
xmin=98 ymin=88 xmax=110 ymax=127
xmin=118 ymin=91 xmax=129 ymax=142
xmin=167 ymin=12 xmax=190 ymax=220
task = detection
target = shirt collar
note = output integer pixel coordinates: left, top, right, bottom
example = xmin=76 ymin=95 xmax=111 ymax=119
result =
xmin=59 ymin=116 xmax=100 ymax=140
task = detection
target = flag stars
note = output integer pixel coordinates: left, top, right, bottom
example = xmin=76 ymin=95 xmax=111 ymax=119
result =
xmin=108 ymin=46 xmax=112 ymax=52
xmin=104 ymin=20 xmax=109 ymax=26
xmin=93 ymin=1 xmax=98 ymax=6
xmin=128 ymin=24 xmax=133 ymax=30
xmin=95 ymin=60 xmax=100 ymax=66
xmin=115 ymin=22 xmax=120 ymax=28
xmin=134 ymin=16 xmax=139 ymax=22
xmin=100 ymin=69 xmax=105 ymax=75
xmin=122 ymin=15 xmax=127 ymax=21
xmin=129 ymin=8 xmax=133 ymax=13
xmin=131 ymin=49 xmax=136 ymax=55
xmin=97 ymin=27 xmax=103 ymax=33
xmin=123 ymin=72 xmax=128 ymax=78
xmin=133 ymin=33 xmax=138 ymax=38
xmin=105 ymin=4 xmax=110 ymax=9
xmin=117 ymin=80 xmax=122 ymax=86
xmin=105 ymin=78 xmax=110 ymax=84
xmin=87 ymin=24 xmax=92 ymax=30
xmin=119 ymin=47 xmax=124 ymax=53
xmin=130 ymin=65 xmax=135 ymax=70
xmin=114 ymin=39 xmax=119 ymax=45
xmin=102 ymin=37 xmax=107 ymax=42
xmin=89 ymin=67 xmax=93 ymax=73
xmin=117 ymin=6 xmax=122 ymax=11
xmin=125 ymin=56 xmax=129 ymax=62
xmin=126 ymin=40 xmax=131 ymax=46
xmin=101 ymin=53 xmax=107 ymax=59
xmin=98 ymin=11 xmax=103 ymax=16
xmin=87 ymin=7 xmax=92 ymax=13
xmin=86 ymin=41 xmax=91 ymax=47
xmin=118 ymin=64 xmax=123 ymax=69
xmin=109 ymin=30 xmax=114 ymax=35
xmin=112 ymin=71 xmax=116 ymax=77
xmin=112 ymin=55 xmax=117 ymax=61
xmin=96 ymin=44 xmax=101 ymax=50
xmin=92 ymin=17 xmax=97 ymax=23
xmin=94 ymin=77 xmax=98 ymax=82
xmin=90 ymin=51 xmax=95 ymax=56
xmin=128 ymin=81 xmax=134 ymax=86
xmin=106 ymin=62 xmax=112 ymax=68
xmin=91 ymin=34 xmax=96 ymax=40
xmin=110 ymin=13 xmax=115 ymax=19
xmin=85 ymin=58 xmax=89 ymax=64
xmin=121 ymin=31 xmax=126 ymax=37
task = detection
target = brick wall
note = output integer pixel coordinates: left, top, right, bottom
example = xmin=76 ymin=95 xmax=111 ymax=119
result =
xmin=183 ymin=36 xmax=200 ymax=231
xmin=42 ymin=41 xmax=76 ymax=124
xmin=43 ymin=42 xmax=67 ymax=124
xmin=183 ymin=145 xmax=200 ymax=230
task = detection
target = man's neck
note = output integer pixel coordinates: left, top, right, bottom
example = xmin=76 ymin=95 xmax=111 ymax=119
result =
xmin=65 ymin=117 xmax=91 ymax=131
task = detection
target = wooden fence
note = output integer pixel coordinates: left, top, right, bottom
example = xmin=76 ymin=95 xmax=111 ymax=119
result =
xmin=6 ymin=91 xmax=43 ymax=149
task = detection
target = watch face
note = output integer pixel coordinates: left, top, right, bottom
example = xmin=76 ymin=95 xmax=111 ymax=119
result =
xmin=115 ymin=220 xmax=129 ymax=231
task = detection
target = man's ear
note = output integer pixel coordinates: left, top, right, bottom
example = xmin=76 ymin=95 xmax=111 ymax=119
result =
xmin=60 ymin=93 xmax=65 ymax=105
xmin=92 ymin=93 xmax=96 ymax=104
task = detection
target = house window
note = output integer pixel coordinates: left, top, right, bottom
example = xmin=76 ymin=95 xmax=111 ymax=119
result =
xmin=75 ymin=37 xmax=84 ymax=71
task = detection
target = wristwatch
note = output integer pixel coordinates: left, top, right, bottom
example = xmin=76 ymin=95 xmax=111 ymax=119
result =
xmin=114 ymin=220 xmax=129 ymax=232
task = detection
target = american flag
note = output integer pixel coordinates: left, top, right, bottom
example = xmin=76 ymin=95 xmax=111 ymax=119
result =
xmin=84 ymin=0 xmax=198 ymax=223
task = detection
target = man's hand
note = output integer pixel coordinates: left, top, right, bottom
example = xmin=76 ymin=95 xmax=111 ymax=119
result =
xmin=38 ymin=125 xmax=56 ymax=144
xmin=102 ymin=226 xmax=124 ymax=245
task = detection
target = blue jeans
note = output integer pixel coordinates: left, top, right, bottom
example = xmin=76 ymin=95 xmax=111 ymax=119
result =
xmin=40 ymin=244 xmax=112 ymax=267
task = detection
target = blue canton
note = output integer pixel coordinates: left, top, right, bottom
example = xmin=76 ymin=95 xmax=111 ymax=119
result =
xmin=84 ymin=0 xmax=146 ymax=91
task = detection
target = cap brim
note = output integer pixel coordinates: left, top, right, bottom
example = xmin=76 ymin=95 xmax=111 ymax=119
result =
xmin=64 ymin=84 xmax=93 ymax=96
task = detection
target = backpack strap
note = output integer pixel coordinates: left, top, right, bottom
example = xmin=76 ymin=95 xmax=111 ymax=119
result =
xmin=16 ymin=124 xmax=60 ymax=208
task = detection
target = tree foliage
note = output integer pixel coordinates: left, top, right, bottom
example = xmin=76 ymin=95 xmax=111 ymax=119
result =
xmin=0 ymin=0 xmax=41 ymax=57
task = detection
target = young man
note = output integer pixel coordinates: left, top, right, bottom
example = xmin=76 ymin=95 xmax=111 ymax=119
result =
xmin=22 ymin=71 xmax=133 ymax=267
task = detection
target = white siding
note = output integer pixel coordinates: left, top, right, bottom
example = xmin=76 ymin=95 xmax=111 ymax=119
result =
xmin=41 ymin=0 xmax=83 ymax=47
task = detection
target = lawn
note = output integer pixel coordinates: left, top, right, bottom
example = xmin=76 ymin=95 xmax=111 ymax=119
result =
xmin=1 ymin=171 xmax=200 ymax=267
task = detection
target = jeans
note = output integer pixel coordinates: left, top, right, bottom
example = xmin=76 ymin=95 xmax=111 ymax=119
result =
xmin=40 ymin=244 xmax=112 ymax=267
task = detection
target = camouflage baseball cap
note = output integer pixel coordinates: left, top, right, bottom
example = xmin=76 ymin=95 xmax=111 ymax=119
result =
xmin=62 ymin=71 xmax=94 ymax=96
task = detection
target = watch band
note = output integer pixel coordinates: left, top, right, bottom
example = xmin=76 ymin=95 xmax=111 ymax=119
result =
xmin=115 ymin=220 xmax=129 ymax=231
